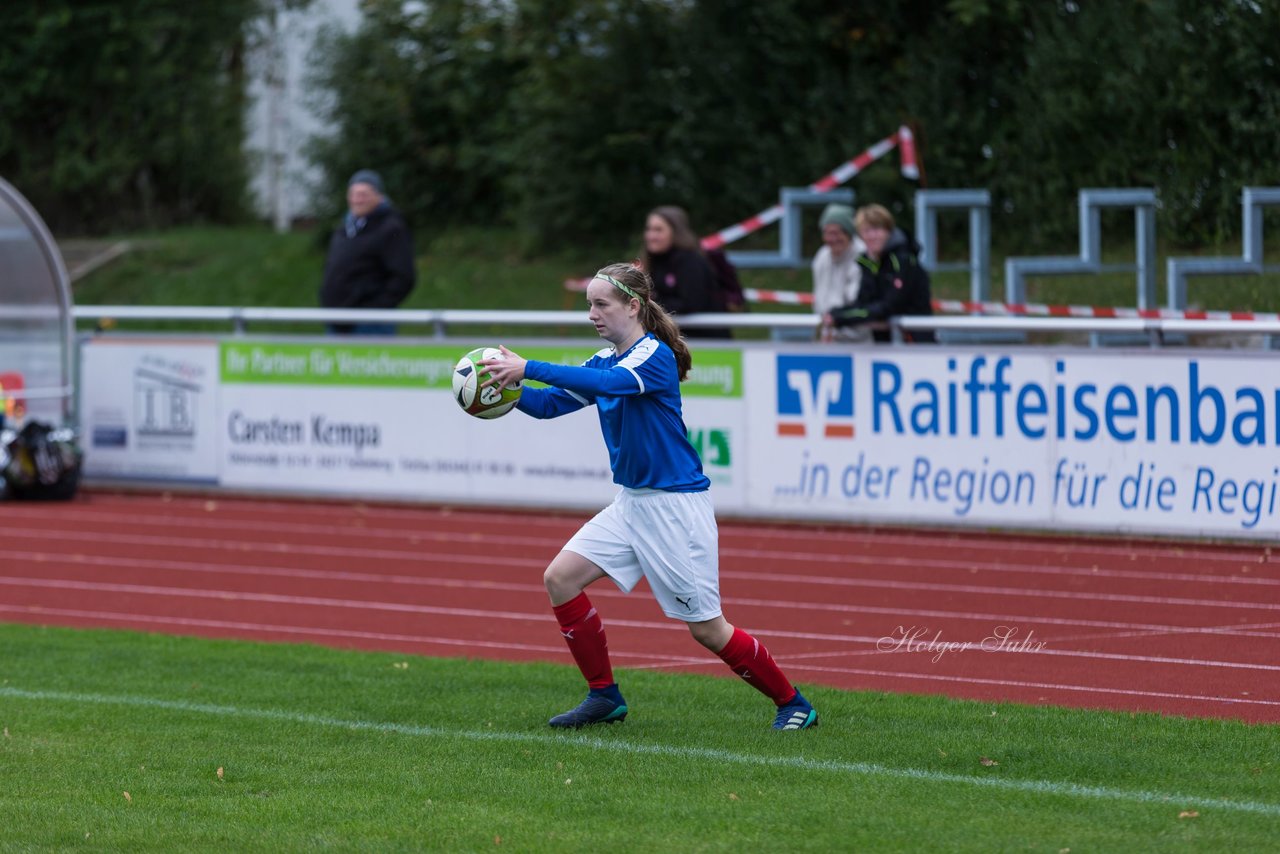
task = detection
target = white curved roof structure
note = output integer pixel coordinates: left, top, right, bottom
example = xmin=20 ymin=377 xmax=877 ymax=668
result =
xmin=0 ymin=178 xmax=75 ymax=428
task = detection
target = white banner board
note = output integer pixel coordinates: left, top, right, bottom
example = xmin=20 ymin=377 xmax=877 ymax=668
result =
xmin=80 ymin=340 xmax=221 ymax=483
xmin=80 ymin=337 xmax=1279 ymax=538
xmin=81 ymin=338 xmax=744 ymax=510
xmin=746 ymin=348 xmax=1280 ymax=537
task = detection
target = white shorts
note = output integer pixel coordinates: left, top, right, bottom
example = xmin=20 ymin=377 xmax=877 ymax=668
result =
xmin=564 ymin=488 xmax=722 ymax=622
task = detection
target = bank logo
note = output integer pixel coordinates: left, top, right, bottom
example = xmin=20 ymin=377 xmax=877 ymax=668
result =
xmin=135 ymin=368 xmax=200 ymax=437
xmin=776 ymin=355 xmax=854 ymax=439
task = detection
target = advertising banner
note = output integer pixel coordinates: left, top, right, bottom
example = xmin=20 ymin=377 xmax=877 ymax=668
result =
xmin=79 ymin=339 xmax=221 ymax=483
xmin=214 ymin=340 xmax=746 ymax=509
xmin=746 ymin=348 xmax=1280 ymax=537
xmin=79 ymin=336 xmax=1278 ymax=538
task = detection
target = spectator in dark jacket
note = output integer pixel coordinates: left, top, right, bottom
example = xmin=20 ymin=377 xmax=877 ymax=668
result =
xmin=320 ymin=170 xmax=416 ymax=335
xmin=639 ymin=206 xmax=731 ymax=339
xmin=827 ymin=204 xmax=935 ymax=343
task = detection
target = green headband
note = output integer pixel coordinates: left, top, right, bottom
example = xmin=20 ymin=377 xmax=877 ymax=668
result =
xmin=594 ymin=273 xmax=646 ymax=305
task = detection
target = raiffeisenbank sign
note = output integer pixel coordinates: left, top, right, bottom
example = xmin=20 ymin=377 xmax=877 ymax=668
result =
xmin=745 ymin=348 xmax=1280 ymax=537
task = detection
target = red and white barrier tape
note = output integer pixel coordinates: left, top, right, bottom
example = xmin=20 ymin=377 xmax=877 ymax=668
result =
xmin=742 ymin=288 xmax=1280 ymax=322
xmin=699 ymin=127 xmax=918 ymax=251
xmin=930 ymin=299 xmax=1280 ymax=322
xmin=741 ymin=288 xmax=814 ymax=305
xmin=563 ymin=129 xmax=919 ymax=292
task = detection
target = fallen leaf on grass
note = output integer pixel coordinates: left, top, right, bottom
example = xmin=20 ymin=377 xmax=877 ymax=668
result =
xmin=493 ymin=836 xmax=502 ymax=846
xmin=3 ymin=727 xmax=9 ymax=738
xmin=979 ymin=757 xmax=999 ymax=767
xmin=937 ymin=749 xmax=947 ymax=757
xmin=564 ymin=778 xmax=572 ymax=786
xmin=1178 ymin=811 xmax=1199 ymax=819
xmin=216 ymin=767 xmax=224 ymax=781
xmin=122 ymin=792 xmax=132 ymax=803
xmin=728 ymin=793 xmax=739 ymax=801
xmin=393 ymin=662 xmax=409 ymax=670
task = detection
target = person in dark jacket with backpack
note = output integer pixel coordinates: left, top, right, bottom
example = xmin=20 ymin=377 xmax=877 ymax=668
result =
xmin=639 ymin=206 xmax=732 ymax=339
xmin=827 ymin=204 xmax=935 ymax=343
xmin=320 ymin=170 xmax=416 ymax=335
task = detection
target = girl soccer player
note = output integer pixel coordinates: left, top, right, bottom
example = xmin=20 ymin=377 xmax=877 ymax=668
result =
xmin=480 ymin=262 xmax=819 ymax=731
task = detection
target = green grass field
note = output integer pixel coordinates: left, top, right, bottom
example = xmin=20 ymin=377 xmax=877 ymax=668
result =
xmin=2 ymin=623 xmax=1277 ymax=851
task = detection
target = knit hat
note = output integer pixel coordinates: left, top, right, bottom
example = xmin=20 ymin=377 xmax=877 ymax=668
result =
xmin=818 ymin=203 xmax=856 ymax=237
xmin=348 ymin=169 xmax=386 ymax=196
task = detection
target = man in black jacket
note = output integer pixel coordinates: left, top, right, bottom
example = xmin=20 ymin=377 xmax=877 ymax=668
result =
xmin=827 ymin=204 xmax=935 ymax=343
xmin=320 ymin=170 xmax=416 ymax=335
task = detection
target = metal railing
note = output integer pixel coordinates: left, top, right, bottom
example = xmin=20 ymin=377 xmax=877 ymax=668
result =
xmin=1166 ymin=187 xmax=1280 ymax=308
xmin=1005 ymin=188 xmax=1159 ymax=310
xmin=71 ymin=305 xmax=1280 ymax=349
xmin=915 ymin=189 xmax=991 ymax=302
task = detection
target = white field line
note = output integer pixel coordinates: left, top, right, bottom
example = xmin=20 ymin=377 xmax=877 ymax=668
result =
xmin=11 ymin=548 xmax=1280 ymax=639
xmin=5 ymin=577 xmax=1280 ymax=674
xmin=3 ymin=520 xmax=1274 ymax=587
xmin=50 ymin=496 xmax=1278 ymax=564
xmin=1 ymin=686 xmax=1277 ymax=817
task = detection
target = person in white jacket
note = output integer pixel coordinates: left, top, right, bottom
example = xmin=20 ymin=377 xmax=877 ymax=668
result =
xmin=810 ymin=204 xmax=870 ymax=343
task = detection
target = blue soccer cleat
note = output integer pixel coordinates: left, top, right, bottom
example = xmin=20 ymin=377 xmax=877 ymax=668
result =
xmin=548 ymin=686 xmax=628 ymax=728
xmin=773 ymin=688 xmax=819 ymax=730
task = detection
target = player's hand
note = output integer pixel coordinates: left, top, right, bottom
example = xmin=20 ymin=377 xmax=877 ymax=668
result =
xmin=480 ymin=345 xmax=526 ymax=389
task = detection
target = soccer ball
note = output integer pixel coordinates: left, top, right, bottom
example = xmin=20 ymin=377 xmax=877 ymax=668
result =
xmin=452 ymin=347 xmax=522 ymax=419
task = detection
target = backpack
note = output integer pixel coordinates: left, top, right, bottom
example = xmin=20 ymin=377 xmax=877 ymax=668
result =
xmin=2 ymin=421 xmax=82 ymax=501
xmin=705 ymin=248 xmax=747 ymax=312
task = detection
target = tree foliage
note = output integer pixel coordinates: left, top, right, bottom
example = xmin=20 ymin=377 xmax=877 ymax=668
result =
xmin=0 ymin=1 xmax=277 ymax=233
xmin=314 ymin=0 xmax=1280 ymax=252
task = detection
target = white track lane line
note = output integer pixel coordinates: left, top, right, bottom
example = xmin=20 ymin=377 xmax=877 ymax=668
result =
xmin=628 ymin=658 xmax=1280 ymax=710
xmin=2 ymin=686 xmax=1277 ymax=816
xmin=772 ymin=663 xmax=1280 ymax=709
xmin=12 ymin=549 xmax=1280 ymax=639
xmin=4 ymin=520 xmax=1275 ymax=587
xmin=49 ymin=495 xmax=1279 ymax=563
xmin=0 ymin=576 xmax=880 ymax=645
xmin=0 ymin=605 xmax=708 ymax=665
xmin=5 ymin=577 xmax=1280 ymax=674
xmin=4 ymin=529 xmax=1278 ymax=609
xmin=718 ymin=569 xmax=1280 ymax=611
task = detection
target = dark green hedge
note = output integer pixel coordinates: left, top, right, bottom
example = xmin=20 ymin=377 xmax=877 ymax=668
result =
xmin=313 ymin=0 xmax=1280 ymax=252
xmin=0 ymin=1 xmax=269 ymax=233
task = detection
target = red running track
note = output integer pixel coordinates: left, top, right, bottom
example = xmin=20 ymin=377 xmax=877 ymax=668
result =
xmin=2 ymin=490 xmax=1278 ymax=723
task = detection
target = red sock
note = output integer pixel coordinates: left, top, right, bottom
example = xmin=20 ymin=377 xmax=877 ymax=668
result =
xmin=717 ymin=627 xmax=797 ymax=706
xmin=552 ymin=592 xmax=614 ymax=690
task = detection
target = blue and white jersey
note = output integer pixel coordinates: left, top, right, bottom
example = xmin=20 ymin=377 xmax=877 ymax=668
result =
xmin=517 ymin=334 xmax=710 ymax=492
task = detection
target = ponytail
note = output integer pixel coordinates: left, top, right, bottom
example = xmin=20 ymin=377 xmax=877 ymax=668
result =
xmin=641 ymin=302 xmax=693 ymax=382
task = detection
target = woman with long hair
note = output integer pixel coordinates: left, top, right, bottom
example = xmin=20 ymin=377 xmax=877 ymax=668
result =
xmin=639 ymin=206 xmax=732 ymax=339
xmin=480 ymin=263 xmax=818 ymax=730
